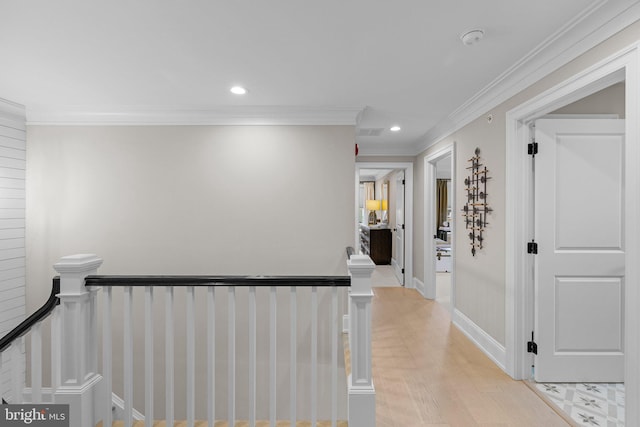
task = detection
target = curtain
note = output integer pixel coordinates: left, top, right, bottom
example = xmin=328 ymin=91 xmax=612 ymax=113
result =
xmin=436 ymin=179 xmax=449 ymax=231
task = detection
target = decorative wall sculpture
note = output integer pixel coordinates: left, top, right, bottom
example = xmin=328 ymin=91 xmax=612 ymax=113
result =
xmin=462 ymin=147 xmax=492 ymax=256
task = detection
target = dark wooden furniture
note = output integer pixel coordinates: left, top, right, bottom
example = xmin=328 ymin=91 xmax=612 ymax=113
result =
xmin=359 ymin=224 xmax=392 ymax=265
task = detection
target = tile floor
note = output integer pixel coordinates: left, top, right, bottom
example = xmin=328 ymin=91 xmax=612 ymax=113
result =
xmin=371 ymin=265 xmax=402 ymax=287
xmin=535 ymin=382 xmax=625 ymax=426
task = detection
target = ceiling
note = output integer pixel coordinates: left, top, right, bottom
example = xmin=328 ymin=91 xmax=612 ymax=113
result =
xmin=0 ymin=1 xmax=638 ymax=155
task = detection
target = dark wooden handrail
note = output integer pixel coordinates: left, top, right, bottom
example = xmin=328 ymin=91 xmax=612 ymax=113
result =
xmin=346 ymin=246 xmax=356 ymax=259
xmin=0 ymin=277 xmax=60 ymax=353
xmin=85 ymin=275 xmax=350 ymax=287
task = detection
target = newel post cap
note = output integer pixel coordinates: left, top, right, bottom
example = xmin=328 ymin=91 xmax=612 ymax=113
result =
xmin=54 ymin=254 xmax=103 ymax=273
xmin=348 ymin=255 xmax=375 ymax=294
xmin=347 ymin=255 xmax=375 ymax=274
xmin=54 ymin=254 xmax=103 ymax=295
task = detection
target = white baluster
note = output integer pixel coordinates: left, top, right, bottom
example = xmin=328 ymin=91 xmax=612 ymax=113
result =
xmin=88 ymin=284 xmax=99 ymax=377
xmin=124 ymin=286 xmax=133 ymax=427
xmin=269 ymin=286 xmax=277 ymax=427
xmin=207 ymin=287 xmax=216 ymax=427
xmin=332 ymin=286 xmax=338 ymax=427
xmin=311 ymin=286 xmax=318 ymax=427
xmin=290 ymin=286 xmax=296 ymax=427
xmin=31 ymin=322 xmax=42 ymax=403
xmin=186 ymin=286 xmax=195 ymax=427
xmin=10 ymin=338 xmax=22 ymax=403
xmin=228 ymin=286 xmax=236 ymax=427
xmin=249 ymin=286 xmax=256 ymax=427
xmin=165 ymin=286 xmax=174 ymax=427
xmin=102 ymin=287 xmax=112 ymax=427
xmin=145 ymin=286 xmax=154 ymax=426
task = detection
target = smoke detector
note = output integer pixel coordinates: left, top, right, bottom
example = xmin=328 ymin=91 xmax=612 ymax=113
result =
xmin=460 ymin=29 xmax=485 ymax=46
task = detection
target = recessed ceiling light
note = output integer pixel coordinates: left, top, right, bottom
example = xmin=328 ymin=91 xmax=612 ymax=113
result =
xmin=390 ymin=126 xmax=401 ymax=132
xmin=230 ymin=86 xmax=248 ymax=95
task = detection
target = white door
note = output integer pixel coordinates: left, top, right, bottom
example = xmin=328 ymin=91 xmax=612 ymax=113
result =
xmin=534 ymin=118 xmax=625 ymax=382
xmin=394 ymin=171 xmax=405 ymax=285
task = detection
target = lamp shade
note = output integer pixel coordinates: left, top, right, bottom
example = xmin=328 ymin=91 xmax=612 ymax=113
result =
xmin=381 ymin=199 xmax=388 ymax=210
xmin=366 ymin=199 xmax=381 ymax=211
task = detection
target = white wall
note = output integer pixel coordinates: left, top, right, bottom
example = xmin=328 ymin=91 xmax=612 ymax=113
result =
xmin=26 ymin=124 xmax=355 ymax=419
xmin=413 ymin=21 xmax=636 ymax=348
xmin=0 ymin=98 xmax=26 ymax=403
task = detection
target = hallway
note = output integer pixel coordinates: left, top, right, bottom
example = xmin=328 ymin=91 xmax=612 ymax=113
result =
xmin=372 ymin=287 xmax=569 ymax=427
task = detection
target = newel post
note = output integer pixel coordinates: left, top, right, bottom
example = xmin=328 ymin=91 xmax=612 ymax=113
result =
xmin=53 ymin=254 xmax=103 ymax=427
xmin=347 ymin=254 xmax=376 ymax=427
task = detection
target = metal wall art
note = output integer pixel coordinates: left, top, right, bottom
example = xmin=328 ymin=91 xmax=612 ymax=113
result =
xmin=462 ymin=147 xmax=492 ymax=256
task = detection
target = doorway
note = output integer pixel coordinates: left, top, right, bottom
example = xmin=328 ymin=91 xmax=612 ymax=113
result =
xmin=434 ymin=155 xmax=453 ymax=311
xmin=423 ymin=142 xmax=455 ymax=308
xmin=355 ymin=162 xmax=414 ymax=289
xmin=505 ymin=46 xmax=640 ymax=426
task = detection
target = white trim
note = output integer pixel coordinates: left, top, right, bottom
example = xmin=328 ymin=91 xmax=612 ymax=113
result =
xmin=355 ymin=162 xmax=414 ymax=290
xmin=357 ymin=143 xmax=421 ymax=157
xmin=505 ymin=41 xmax=640 ymax=426
xmin=413 ymin=277 xmax=426 ymax=298
xmin=423 ymin=143 xmax=456 ymax=307
xmin=390 ymin=258 xmax=402 ymax=285
xmin=413 ymin=0 xmax=640 ymax=156
xmin=453 ymin=309 xmax=507 ymax=372
xmin=111 ymin=392 xmax=145 ymax=421
xmin=26 ymin=105 xmax=363 ymax=126
xmin=22 ymin=388 xmax=145 ymax=423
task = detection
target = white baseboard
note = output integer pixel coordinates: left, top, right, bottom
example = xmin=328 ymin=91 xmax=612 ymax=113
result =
xmin=452 ymin=309 xmax=507 ymax=372
xmin=414 ymin=277 xmax=436 ymax=299
xmin=413 ymin=277 xmax=427 ymax=298
xmin=391 ymin=258 xmax=404 ymax=285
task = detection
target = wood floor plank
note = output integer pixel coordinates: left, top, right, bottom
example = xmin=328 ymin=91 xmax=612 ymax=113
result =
xmin=371 ymin=287 xmax=569 ymax=427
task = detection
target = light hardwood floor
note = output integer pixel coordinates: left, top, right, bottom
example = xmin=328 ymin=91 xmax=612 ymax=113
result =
xmin=372 ymin=287 xmax=569 ymax=427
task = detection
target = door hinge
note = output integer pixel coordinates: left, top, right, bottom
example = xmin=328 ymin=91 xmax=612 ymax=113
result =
xmin=402 ymin=224 xmax=405 ymax=230
xmin=402 ymin=179 xmax=405 ymax=185
xmin=527 ymin=332 xmax=538 ymax=355
xmin=528 ymin=142 xmax=538 ymax=156
xmin=401 ymin=268 xmax=405 ymax=274
xmin=527 ymin=240 xmax=538 ymax=254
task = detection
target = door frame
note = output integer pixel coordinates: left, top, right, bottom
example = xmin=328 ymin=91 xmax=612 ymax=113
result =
xmin=355 ymin=162 xmax=414 ymax=288
xmin=423 ymin=142 xmax=456 ymax=306
xmin=505 ymin=42 xmax=640 ymax=423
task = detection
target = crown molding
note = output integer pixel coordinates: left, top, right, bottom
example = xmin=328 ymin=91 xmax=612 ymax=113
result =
xmin=413 ymin=0 xmax=640 ymax=155
xmin=27 ymin=105 xmax=364 ymax=126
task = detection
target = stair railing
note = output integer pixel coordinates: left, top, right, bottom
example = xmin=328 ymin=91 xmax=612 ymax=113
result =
xmin=0 ymin=277 xmax=60 ymax=405
xmin=2 ymin=252 xmax=375 ymax=427
xmin=87 ymin=274 xmax=352 ymax=427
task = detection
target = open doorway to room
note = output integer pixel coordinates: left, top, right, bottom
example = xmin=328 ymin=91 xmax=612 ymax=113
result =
xmin=423 ymin=143 xmax=455 ymax=309
xmin=355 ymin=162 xmax=414 ymax=289
xmin=434 ymin=154 xmax=453 ymax=311
xmin=505 ymin=52 xmax=639 ymax=425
